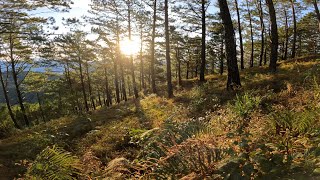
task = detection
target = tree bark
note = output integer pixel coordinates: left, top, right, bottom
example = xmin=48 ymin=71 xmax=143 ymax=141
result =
xmin=165 ymin=0 xmax=173 ymax=98
xmin=290 ymin=0 xmax=297 ymax=58
xmin=127 ymin=1 xmax=139 ymax=99
xmin=266 ymin=0 xmax=278 ymax=72
xmin=220 ymin=37 xmax=224 ymax=75
xmin=247 ymin=0 xmax=254 ymax=67
xmin=86 ymin=61 xmax=95 ymax=110
xmin=257 ymin=0 xmax=265 ymax=66
xmin=78 ymin=56 xmax=89 ymax=112
xmin=104 ymin=67 xmax=112 ymax=106
xmin=218 ymin=0 xmax=241 ymax=90
xmin=314 ymin=0 xmax=320 ymax=32
xmin=284 ymin=7 xmax=289 ymax=60
xmin=9 ymin=33 xmax=29 ymax=126
xmin=0 ymin=65 xmax=20 ymax=129
xmin=113 ymin=54 xmax=120 ymax=103
xmin=36 ymin=92 xmax=45 ymax=122
xmin=150 ymin=0 xmax=157 ymax=94
xmin=139 ymin=22 xmax=145 ymax=90
xmin=176 ymin=48 xmax=182 ymax=86
xmin=234 ymin=0 xmax=244 ymax=70
xmin=199 ymin=0 xmax=206 ymax=82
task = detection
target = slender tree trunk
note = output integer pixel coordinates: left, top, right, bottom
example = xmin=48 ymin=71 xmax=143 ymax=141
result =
xmin=139 ymin=22 xmax=145 ymax=90
xmin=234 ymin=0 xmax=244 ymax=70
xmin=284 ymin=7 xmax=289 ymax=60
xmin=200 ymin=0 xmax=206 ymax=82
xmin=290 ymin=0 xmax=297 ymax=58
xmin=97 ymin=90 xmax=102 ymax=107
xmin=113 ymin=54 xmax=120 ymax=103
xmin=86 ymin=61 xmax=95 ymax=110
xmin=165 ymin=0 xmax=173 ymax=98
xmin=36 ymin=92 xmax=45 ymax=122
xmin=313 ymin=0 xmax=320 ymax=32
xmin=220 ymin=37 xmax=224 ymax=75
xmin=127 ymin=75 xmax=132 ymax=96
xmin=298 ymin=32 xmax=302 ymax=56
xmin=211 ymin=50 xmax=215 ymax=74
xmin=247 ymin=0 xmax=254 ymax=67
xmin=266 ymin=0 xmax=278 ymax=72
xmin=186 ymin=61 xmax=189 ymax=79
xmin=176 ymin=48 xmax=182 ymax=86
xmin=117 ymin=42 xmax=127 ymax=101
xmin=257 ymin=0 xmax=265 ymax=66
xmin=127 ymin=2 xmax=138 ymax=99
xmin=9 ymin=34 xmax=29 ymax=126
xmin=150 ymin=0 xmax=157 ymax=94
xmin=0 ymin=65 xmax=20 ymax=129
xmin=218 ymin=0 xmax=241 ymax=90
xmin=78 ymin=56 xmax=89 ymax=112
xmin=104 ymin=67 xmax=112 ymax=106
xmin=264 ymin=46 xmax=267 ymax=65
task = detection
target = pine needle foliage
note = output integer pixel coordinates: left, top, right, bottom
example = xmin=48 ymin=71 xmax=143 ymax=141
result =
xmin=26 ymin=145 xmax=82 ymax=180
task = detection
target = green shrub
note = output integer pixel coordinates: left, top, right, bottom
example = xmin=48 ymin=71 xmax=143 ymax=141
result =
xmin=26 ymin=145 xmax=82 ymax=180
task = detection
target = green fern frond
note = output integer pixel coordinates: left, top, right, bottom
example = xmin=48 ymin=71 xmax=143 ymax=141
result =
xmin=26 ymin=145 xmax=82 ymax=180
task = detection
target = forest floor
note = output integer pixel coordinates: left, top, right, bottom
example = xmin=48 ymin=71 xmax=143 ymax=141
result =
xmin=1 ymin=56 xmax=320 ymax=179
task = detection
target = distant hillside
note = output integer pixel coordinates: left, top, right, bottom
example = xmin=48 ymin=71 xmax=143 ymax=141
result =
xmin=0 ymin=72 xmax=37 ymax=104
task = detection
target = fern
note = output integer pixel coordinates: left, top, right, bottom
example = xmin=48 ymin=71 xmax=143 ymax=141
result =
xmin=232 ymin=92 xmax=261 ymax=118
xmin=26 ymin=145 xmax=82 ymax=180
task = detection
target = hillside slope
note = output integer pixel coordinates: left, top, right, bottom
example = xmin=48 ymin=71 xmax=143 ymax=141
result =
xmin=0 ymin=57 xmax=320 ymax=179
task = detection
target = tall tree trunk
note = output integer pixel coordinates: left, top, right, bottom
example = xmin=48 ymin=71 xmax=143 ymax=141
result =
xmin=97 ymin=90 xmax=102 ymax=107
xmin=266 ymin=0 xmax=278 ymax=72
xmin=104 ymin=67 xmax=112 ymax=106
xmin=86 ymin=61 xmax=95 ymax=110
xmin=127 ymin=2 xmax=138 ymax=99
xmin=220 ymin=37 xmax=224 ymax=75
xmin=150 ymin=0 xmax=157 ymax=94
xmin=113 ymin=54 xmax=120 ymax=103
xmin=313 ymin=0 xmax=320 ymax=32
xmin=120 ymin=60 xmax=127 ymax=102
xmin=165 ymin=0 xmax=173 ymax=98
xmin=0 ymin=65 xmax=20 ymax=129
xmin=284 ymin=7 xmax=289 ymax=60
xmin=234 ymin=0 xmax=244 ymax=69
xmin=290 ymin=0 xmax=297 ymax=58
xmin=186 ymin=60 xmax=189 ymax=79
xmin=9 ymin=34 xmax=29 ymax=126
xmin=127 ymin=75 xmax=132 ymax=96
xmin=247 ymin=0 xmax=254 ymax=67
xmin=176 ymin=48 xmax=182 ymax=86
xmin=36 ymin=92 xmax=45 ymax=122
xmin=117 ymin=37 xmax=127 ymax=101
xmin=199 ymin=0 xmax=206 ymax=82
xmin=218 ymin=0 xmax=241 ymax=90
xmin=139 ymin=22 xmax=145 ymax=90
xmin=78 ymin=56 xmax=89 ymax=112
xmin=257 ymin=0 xmax=265 ymax=66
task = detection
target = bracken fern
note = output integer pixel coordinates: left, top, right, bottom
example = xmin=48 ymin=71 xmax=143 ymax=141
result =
xmin=26 ymin=145 xmax=82 ymax=180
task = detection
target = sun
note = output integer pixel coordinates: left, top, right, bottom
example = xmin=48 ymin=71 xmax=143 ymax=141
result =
xmin=120 ymin=38 xmax=140 ymax=56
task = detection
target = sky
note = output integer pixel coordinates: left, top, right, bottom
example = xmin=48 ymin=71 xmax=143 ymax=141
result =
xmin=38 ymin=0 xmax=219 ymax=36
